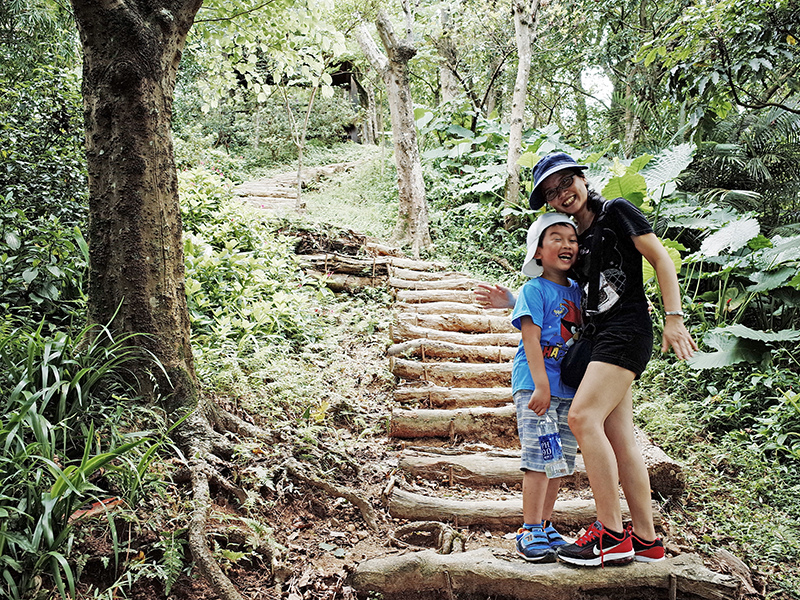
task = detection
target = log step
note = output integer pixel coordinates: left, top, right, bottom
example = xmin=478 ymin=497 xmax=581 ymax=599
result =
xmin=391 ymin=321 xmax=520 ymax=346
xmin=390 ymin=357 xmax=512 ymax=387
xmin=390 ymin=405 xmax=518 ymax=447
xmin=389 ymin=276 xmax=479 ymax=290
xmin=396 ymin=289 xmax=477 ymax=304
xmin=299 ymin=253 xmax=449 ymax=276
xmin=392 ymin=406 xmax=684 ymax=499
xmin=394 ymin=385 xmax=512 ymax=408
xmin=388 ymin=488 xmax=657 ymax=528
xmin=389 ymin=266 xmax=471 ymax=281
xmin=351 ymin=547 xmax=741 ymax=600
xmin=396 ymin=312 xmax=517 ymax=333
xmin=399 ymin=450 xmax=585 ymax=489
xmin=387 ymin=339 xmax=516 ymax=363
xmin=396 ymin=300 xmax=509 ymax=316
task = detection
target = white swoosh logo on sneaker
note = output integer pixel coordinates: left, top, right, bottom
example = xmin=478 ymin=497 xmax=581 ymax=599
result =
xmin=593 ymin=542 xmax=624 ymax=556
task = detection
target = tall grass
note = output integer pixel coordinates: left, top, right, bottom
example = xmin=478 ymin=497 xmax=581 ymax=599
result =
xmin=0 ymin=320 xmax=166 ymax=599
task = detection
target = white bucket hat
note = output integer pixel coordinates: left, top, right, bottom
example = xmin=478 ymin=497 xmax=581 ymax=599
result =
xmin=521 ymin=213 xmax=577 ymax=278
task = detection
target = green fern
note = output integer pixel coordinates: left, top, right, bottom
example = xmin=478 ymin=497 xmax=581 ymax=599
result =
xmin=157 ymin=533 xmax=186 ymax=596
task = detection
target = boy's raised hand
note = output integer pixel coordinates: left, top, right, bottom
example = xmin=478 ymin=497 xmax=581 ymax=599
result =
xmin=474 ymin=283 xmax=516 ymax=309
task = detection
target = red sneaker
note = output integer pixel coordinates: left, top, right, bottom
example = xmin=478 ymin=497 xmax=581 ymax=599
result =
xmin=629 ymin=529 xmax=666 ymax=562
xmin=556 ymin=521 xmax=634 ymax=567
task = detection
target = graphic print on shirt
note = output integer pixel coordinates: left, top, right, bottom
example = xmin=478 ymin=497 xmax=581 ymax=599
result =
xmin=583 ymin=225 xmax=626 ymax=315
xmin=542 ymin=298 xmax=581 ymax=360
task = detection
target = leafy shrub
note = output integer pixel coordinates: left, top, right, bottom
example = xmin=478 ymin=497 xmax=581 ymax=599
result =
xmin=0 ymin=63 xmax=87 ymax=225
xmin=178 ymin=167 xmax=236 ymax=233
xmin=178 ymin=167 xmax=334 ymax=368
xmin=0 ymin=210 xmax=88 ymax=330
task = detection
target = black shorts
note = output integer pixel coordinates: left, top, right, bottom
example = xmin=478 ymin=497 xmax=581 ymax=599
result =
xmin=589 ymin=309 xmax=653 ymax=378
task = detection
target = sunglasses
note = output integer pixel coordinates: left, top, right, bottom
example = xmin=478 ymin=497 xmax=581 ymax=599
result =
xmin=543 ymin=173 xmax=575 ymax=203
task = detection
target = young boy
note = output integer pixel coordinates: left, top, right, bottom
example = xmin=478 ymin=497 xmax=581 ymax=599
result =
xmin=508 ymin=212 xmax=581 ymax=561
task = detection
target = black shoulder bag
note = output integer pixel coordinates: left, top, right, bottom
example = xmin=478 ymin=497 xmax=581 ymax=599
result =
xmin=560 ymin=207 xmax=606 ymax=389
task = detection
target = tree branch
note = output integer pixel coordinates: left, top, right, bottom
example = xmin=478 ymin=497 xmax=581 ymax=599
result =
xmin=195 ymin=0 xmax=282 ymax=23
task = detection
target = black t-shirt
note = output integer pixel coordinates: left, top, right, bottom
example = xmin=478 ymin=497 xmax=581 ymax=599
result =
xmin=575 ymin=197 xmax=653 ymax=324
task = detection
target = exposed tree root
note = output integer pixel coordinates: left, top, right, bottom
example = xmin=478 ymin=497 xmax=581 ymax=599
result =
xmin=390 ymin=521 xmax=464 ymax=554
xmin=284 ymin=458 xmax=380 ymax=531
xmin=177 ymin=398 xmax=288 ymax=600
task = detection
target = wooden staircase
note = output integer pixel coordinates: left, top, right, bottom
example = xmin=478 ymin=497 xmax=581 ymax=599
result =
xmin=345 ymin=249 xmax=740 ymax=600
xmin=284 ymin=231 xmax=744 ymax=599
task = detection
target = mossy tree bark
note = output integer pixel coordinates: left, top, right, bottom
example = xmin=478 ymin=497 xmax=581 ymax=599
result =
xmin=71 ymin=0 xmax=199 ymax=408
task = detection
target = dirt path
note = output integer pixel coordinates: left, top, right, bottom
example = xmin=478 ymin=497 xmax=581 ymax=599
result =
xmin=291 ymin=238 xmax=746 ymax=600
xmin=233 ymin=161 xmax=367 ymax=213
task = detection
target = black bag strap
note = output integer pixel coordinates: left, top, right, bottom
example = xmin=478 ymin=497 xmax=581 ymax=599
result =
xmin=586 ymin=202 xmax=608 ymax=313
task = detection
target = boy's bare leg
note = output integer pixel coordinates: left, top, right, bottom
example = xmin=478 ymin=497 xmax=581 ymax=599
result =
xmin=541 ymin=477 xmax=562 ymax=523
xmin=567 ymin=361 xmax=636 ymax=533
xmin=522 ymin=470 xmax=548 ymax=525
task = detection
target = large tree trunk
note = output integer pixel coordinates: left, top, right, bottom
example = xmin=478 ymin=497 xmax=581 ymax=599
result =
xmin=69 ymin=4 xmax=251 ymax=600
xmin=70 ymin=0 xmax=200 ymax=410
xmin=504 ymin=0 xmax=540 ymax=228
xmin=356 ymin=11 xmax=430 ymax=257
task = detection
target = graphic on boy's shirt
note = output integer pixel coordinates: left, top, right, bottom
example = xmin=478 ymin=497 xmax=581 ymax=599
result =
xmin=542 ymin=298 xmax=581 ymax=361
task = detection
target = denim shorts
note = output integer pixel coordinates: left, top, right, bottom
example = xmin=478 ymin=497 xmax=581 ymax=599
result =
xmin=514 ymin=390 xmax=577 ymax=474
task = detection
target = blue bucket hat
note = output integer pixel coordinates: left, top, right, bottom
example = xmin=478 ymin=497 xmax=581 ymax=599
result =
xmin=529 ymin=152 xmax=588 ymax=210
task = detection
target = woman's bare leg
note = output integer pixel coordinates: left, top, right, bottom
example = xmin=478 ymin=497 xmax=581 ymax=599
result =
xmin=567 ymin=361 xmax=636 ymax=532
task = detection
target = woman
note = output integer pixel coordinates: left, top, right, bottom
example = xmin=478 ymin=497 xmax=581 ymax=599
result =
xmin=477 ymin=152 xmax=697 ymax=566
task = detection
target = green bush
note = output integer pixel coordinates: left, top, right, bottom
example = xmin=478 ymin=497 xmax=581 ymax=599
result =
xmin=0 ymin=63 xmax=87 ymax=225
xmin=179 ymin=167 xmax=334 ymax=366
xmin=0 ymin=210 xmax=88 ymax=330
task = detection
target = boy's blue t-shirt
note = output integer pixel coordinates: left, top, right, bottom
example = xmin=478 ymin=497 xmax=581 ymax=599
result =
xmin=511 ymin=277 xmax=582 ymax=398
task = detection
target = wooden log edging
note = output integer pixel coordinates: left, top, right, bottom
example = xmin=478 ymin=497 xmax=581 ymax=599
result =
xmin=389 ymin=358 xmax=512 ymax=387
xmin=387 ymin=488 xmax=657 ymax=528
xmin=391 ymin=321 xmax=520 ymax=346
xmin=350 ymin=548 xmax=740 ymax=600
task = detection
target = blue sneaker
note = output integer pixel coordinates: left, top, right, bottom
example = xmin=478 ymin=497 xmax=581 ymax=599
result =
xmin=515 ymin=526 xmax=555 ymax=562
xmin=543 ymin=520 xmax=567 ymax=548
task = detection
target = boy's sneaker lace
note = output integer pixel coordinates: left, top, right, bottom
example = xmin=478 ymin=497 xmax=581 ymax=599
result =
xmin=627 ymin=526 xmax=666 ymax=562
xmin=542 ymin=520 xmax=567 ymax=548
xmin=516 ymin=526 xmax=555 ymax=562
xmin=556 ymin=520 xmax=634 ymax=567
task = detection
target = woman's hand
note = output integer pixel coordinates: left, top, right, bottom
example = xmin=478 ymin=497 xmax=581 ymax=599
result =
xmin=662 ymin=316 xmax=698 ymax=360
xmin=474 ymin=283 xmax=516 ymax=309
